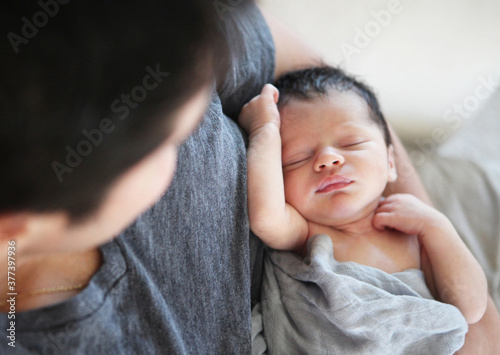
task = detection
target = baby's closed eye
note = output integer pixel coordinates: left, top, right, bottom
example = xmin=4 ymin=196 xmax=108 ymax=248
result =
xmin=338 ymin=139 xmax=369 ymax=149
xmin=336 ymin=135 xmax=368 ymax=148
xmin=283 ymin=156 xmax=311 ymax=168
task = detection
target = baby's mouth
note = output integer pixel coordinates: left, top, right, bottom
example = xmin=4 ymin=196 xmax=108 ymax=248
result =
xmin=316 ymin=176 xmax=353 ymax=193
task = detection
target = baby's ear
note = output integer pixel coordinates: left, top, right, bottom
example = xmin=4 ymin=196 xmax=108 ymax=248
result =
xmin=387 ymin=145 xmax=397 ymax=182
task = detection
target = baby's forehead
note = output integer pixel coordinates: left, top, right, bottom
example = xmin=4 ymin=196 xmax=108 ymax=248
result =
xmin=279 ymin=92 xmax=372 ymax=126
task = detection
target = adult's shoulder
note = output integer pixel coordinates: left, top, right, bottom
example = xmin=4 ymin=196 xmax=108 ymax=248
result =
xmin=216 ymin=1 xmax=276 ymax=119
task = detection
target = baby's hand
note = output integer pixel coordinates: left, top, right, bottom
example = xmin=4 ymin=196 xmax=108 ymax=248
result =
xmin=372 ymin=193 xmax=446 ymax=237
xmin=238 ymin=84 xmax=280 ymax=136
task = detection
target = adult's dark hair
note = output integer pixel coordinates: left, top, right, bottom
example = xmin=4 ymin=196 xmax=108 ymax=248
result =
xmin=0 ymin=0 xmax=227 ymax=222
xmin=274 ymin=66 xmax=392 ymax=146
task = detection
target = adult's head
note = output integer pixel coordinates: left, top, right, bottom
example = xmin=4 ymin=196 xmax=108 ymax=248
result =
xmin=0 ymin=0 xmax=225 ymax=254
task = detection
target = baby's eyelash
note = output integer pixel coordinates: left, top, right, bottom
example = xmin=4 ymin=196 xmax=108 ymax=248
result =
xmin=284 ymin=157 xmax=309 ymax=167
xmin=342 ymin=141 xmax=367 ymax=148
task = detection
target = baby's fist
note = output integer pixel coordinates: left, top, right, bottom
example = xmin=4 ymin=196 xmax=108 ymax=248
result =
xmin=238 ymin=84 xmax=280 ymax=135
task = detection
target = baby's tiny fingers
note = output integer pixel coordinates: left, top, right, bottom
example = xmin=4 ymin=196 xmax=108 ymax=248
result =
xmin=261 ymin=84 xmax=280 ymax=104
xmin=375 ymin=201 xmax=396 ymax=214
xmin=372 ymin=212 xmax=393 ymax=230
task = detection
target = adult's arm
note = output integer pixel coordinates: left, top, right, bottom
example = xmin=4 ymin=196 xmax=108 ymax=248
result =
xmin=259 ymin=7 xmax=323 ymax=79
xmin=384 ymin=125 xmax=433 ymax=205
xmin=456 ymin=296 xmax=500 ymax=354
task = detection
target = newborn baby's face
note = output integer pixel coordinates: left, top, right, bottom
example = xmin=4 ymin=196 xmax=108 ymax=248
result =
xmin=279 ymin=92 xmax=396 ymax=227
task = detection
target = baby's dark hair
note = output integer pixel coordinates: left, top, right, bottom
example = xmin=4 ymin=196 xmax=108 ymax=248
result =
xmin=274 ymin=66 xmax=392 ymax=146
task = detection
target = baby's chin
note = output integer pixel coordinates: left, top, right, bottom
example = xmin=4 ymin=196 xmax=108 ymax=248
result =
xmin=303 ymin=207 xmax=379 ymax=230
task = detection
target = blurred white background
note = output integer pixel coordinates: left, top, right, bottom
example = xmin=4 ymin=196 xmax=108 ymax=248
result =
xmin=258 ymin=0 xmax=500 ymax=147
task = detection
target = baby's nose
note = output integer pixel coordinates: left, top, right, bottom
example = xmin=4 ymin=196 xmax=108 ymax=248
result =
xmin=314 ymin=151 xmax=345 ymax=172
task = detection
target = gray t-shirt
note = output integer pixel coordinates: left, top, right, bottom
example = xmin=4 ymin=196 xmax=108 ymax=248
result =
xmin=0 ymin=2 xmax=274 ymax=354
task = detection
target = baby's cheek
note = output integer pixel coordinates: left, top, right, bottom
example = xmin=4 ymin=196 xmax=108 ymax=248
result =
xmin=283 ymin=173 xmax=302 ymax=205
xmin=284 ymin=174 xmax=314 ymax=222
xmin=365 ymin=150 xmax=390 ymax=172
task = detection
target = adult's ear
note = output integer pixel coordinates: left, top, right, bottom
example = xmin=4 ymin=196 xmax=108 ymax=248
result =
xmin=0 ymin=212 xmax=29 ymax=241
xmin=387 ymin=145 xmax=398 ymax=183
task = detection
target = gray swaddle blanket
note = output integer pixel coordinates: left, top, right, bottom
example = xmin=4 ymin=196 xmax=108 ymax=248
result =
xmin=252 ymin=234 xmax=468 ymax=355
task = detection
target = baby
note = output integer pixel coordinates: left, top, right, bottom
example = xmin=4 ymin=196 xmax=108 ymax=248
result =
xmin=239 ymin=66 xmax=487 ymax=326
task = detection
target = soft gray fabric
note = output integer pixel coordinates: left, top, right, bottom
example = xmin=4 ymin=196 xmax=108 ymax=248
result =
xmin=0 ymin=2 xmax=273 ymax=354
xmin=253 ymin=234 xmax=467 ymax=355
xmin=417 ymin=88 xmax=500 ymax=308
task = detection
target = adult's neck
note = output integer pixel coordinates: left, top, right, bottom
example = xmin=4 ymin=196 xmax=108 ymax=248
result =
xmin=0 ymin=246 xmax=102 ymax=313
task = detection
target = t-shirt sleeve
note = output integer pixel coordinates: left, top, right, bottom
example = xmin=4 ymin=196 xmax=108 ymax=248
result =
xmin=216 ymin=0 xmax=276 ymax=120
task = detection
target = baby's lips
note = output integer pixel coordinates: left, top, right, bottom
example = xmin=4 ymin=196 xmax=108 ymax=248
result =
xmin=316 ymin=175 xmax=353 ymax=193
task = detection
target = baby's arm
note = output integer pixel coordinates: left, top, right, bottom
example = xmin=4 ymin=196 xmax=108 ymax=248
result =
xmin=373 ymin=193 xmax=488 ymax=324
xmin=238 ymin=84 xmax=308 ymax=251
